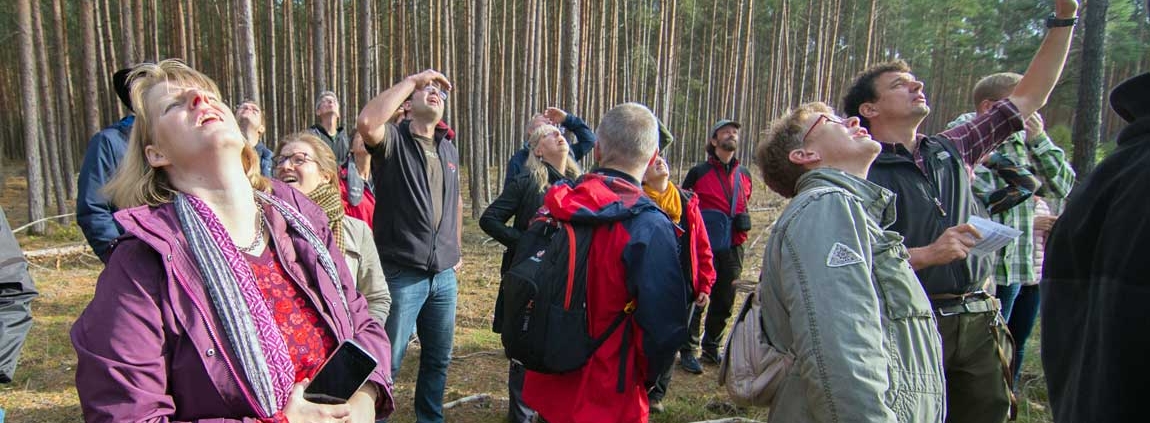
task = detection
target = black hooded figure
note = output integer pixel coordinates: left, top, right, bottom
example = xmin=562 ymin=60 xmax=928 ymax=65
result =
xmin=1041 ymin=71 xmax=1150 ymax=423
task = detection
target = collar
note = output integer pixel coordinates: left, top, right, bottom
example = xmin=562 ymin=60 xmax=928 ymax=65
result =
xmin=796 ymin=168 xmax=897 ymax=228
xmin=591 ymin=168 xmax=641 ymax=187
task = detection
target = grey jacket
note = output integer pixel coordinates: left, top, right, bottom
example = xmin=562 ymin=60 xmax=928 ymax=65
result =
xmin=343 ymin=217 xmax=391 ymax=325
xmin=759 ymin=168 xmax=945 ymax=423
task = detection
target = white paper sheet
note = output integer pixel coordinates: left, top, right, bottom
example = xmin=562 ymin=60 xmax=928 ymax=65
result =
xmin=968 ymin=216 xmax=1022 ymax=256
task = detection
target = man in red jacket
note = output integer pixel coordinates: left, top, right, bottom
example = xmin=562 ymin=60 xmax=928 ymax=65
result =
xmin=523 ymin=103 xmax=690 ymax=423
xmin=681 ymin=119 xmax=754 ymax=370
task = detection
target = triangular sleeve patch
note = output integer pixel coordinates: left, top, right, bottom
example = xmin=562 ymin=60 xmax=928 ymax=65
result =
xmin=826 ymin=242 xmax=865 ymax=267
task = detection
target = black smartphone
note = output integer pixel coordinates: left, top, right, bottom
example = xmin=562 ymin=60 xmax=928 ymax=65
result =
xmin=303 ymin=339 xmax=379 ymax=405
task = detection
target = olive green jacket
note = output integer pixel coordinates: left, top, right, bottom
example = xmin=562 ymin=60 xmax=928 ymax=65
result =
xmin=759 ymin=168 xmax=945 ymax=422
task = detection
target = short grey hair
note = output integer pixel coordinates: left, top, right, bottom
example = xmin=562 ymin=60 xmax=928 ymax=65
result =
xmin=315 ymin=91 xmax=339 ymax=111
xmin=596 ymin=103 xmax=659 ymax=169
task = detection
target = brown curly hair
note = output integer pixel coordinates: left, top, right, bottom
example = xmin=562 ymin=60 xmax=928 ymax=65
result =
xmin=755 ymin=102 xmax=834 ymax=198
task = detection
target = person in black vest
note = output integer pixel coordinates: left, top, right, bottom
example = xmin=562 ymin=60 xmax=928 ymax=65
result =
xmin=357 ymin=69 xmax=460 ymax=423
xmin=841 ymin=1 xmax=1077 ymax=421
xmin=1041 ymin=71 xmax=1150 ymax=423
xmin=681 ymin=119 xmax=753 ymax=372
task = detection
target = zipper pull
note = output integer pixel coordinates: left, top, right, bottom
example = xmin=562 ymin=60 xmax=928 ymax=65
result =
xmin=933 ymin=197 xmax=947 ymax=217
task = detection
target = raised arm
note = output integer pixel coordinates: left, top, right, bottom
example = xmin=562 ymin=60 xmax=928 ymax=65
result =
xmin=357 ymin=69 xmax=452 ymax=147
xmin=1006 ymin=0 xmax=1079 ymax=118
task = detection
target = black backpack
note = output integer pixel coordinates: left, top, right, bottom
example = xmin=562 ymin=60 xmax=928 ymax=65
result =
xmin=498 ymin=215 xmax=636 ymax=384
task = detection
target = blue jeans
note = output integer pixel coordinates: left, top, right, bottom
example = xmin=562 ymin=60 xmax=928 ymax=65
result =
xmin=995 ymin=283 xmax=1022 ymax=321
xmin=383 ymin=265 xmax=457 ymax=423
xmin=1006 ymin=284 xmax=1040 ymax=385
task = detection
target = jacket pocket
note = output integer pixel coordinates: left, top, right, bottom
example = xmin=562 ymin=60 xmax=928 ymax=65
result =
xmin=871 ymin=231 xmax=933 ymax=320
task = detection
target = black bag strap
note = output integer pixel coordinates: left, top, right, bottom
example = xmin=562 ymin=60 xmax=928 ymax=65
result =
xmin=582 ymin=299 xmax=636 ymax=393
xmin=711 ymin=165 xmax=741 ymax=216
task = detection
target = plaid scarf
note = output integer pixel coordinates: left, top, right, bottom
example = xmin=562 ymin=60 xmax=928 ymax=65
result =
xmin=174 ymin=191 xmax=351 ymax=417
xmin=306 ymin=183 xmax=346 ymax=253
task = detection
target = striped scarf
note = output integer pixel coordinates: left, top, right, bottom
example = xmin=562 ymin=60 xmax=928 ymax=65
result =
xmin=174 ymin=191 xmax=351 ymax=417
xmin=306 ymin=183 xmax=346 ymax=253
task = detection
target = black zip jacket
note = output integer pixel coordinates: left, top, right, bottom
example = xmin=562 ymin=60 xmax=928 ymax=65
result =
xmin=368 ymin=120 xmax=461 ymax=273
xmin=867 ymin=136 xmax=995 ymax=297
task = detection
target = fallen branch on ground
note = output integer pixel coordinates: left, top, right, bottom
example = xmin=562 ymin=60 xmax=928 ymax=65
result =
xmin=689 ymin=418 xmax=766 ymax=423
xmin=12 ymin=213 xmax=76 ymax=233
xmin=23 ymin=244 xmax=90 ymax=259
xmin=443 ymin=393 xmax=491 ymax=410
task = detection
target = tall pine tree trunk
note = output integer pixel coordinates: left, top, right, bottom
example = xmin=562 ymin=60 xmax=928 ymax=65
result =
xmin=18 ymin=0 xmax=46 ymax=234
xmin=52 ymin=0 xmax=78 ymax=191
xmin=1072 ymin=0 xmax=1109 ymax=177
xmin=312 ymin=0 xmax=328 ymax=95
xmin=237 ymin=0 xmax=260 ymax=102
xmin=32 ymin=0 xmax=68 ymax=219
xmin=81 ymin=0 xmax=100 ymax=145
xmin=120 ymin=1 xmax=135 ymax=66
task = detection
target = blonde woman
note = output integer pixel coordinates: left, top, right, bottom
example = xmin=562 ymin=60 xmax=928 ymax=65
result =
xmin=71 ymin=60 xmax=392 ymax=422
xmin=479 ymin=124 xmax=581 ymax=423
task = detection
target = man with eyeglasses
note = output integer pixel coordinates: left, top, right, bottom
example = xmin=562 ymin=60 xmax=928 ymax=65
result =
xmin=841 ymin=1 xmax=1077 ymax=421
xmin=357 ymin=69 xmax=460 ymax=423
xmin=309 ymin=91 xmax=371 ymax=206
xmin=502 ymin=106 xmax=597 ymax=189
xmin=235 ymin=99 xmax=275 ymax=177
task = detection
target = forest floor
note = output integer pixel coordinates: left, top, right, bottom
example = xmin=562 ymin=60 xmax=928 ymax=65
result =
xmin=0 ymin=161 xmax=1054 ymax=422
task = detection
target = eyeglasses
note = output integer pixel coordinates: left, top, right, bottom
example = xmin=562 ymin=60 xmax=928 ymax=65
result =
xmin=274 ymin=152 xmax=316 ymax=168
xmin=801 ymin=114 xmax=847 ymax=145
xmin=421 ymin=84 xmax=448 ymax=101
xmin=236 ymin=104 xmax=261 ymax=114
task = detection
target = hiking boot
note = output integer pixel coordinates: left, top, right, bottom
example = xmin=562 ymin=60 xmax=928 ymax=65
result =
xmin=679 ymin=354 xmax=704 ymax=374
xmin=700 ymin=349 xmax=723 ymax=365
xmin=649 ymin=400 xmax=665 ymax=414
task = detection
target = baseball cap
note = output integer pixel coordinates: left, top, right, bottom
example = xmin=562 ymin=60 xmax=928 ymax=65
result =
xmin=710 ymin=119 xmax=741 ymax=139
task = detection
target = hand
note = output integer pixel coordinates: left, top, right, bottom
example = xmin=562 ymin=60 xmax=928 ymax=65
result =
xmin=694 ymin=293 xmax=710 ymax=307
xmin=406 ymin=69 xmax=453 ymax=92
xmin=346 ymin=384 xmax=379 ymax=423
xmin=1034 ymin=215 xmax=1058 ymax=232
xmin=543 ymin=107 xmax=569 ymax=125
xmin=1054 ymin=0 xmax=1079 ymax=19
xmin=454 ymin=258 xmax=464 ymax=273
xmin=282 ymin=379 xmax=352 ymax=423
xmin=913 ymin=224 xmax=982 ymax=269
xmin=350 ymin=132 xmax=367 ymax=155
xmin=1024 ymin=113 xmax=1045 ymax=143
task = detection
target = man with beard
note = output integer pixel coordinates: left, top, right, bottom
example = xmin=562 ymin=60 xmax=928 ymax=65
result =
xmin=235 ymin=99 xmax=275 ymax=177
xmin=680 ymin=119 xmax=753 ymax=373
xmin=358 ymin=69 xmax=461 ymax=423
xmin=841 ymin=1 xmax=1077 ymax=421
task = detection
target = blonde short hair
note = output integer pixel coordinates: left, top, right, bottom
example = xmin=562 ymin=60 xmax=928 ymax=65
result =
xmin=103 ymin=59 xmax=268 ymax=208
xmin=595 ymin=103 xmax=659 ymax=169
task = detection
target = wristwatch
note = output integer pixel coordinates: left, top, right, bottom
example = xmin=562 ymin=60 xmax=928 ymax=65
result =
xmin=1045 ymin=14 xmax=1078 ymax=28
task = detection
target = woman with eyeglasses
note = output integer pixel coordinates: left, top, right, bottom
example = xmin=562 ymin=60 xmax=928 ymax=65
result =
xmin=752 ymin=102 xmax=945 ymax=422
xmin=479 ymin=124 xmax=581 ymax=423
xmin=71 ymin=60 xmax=393 ymax=422
xmin=275 ymin=132 xmax=392 ymax=326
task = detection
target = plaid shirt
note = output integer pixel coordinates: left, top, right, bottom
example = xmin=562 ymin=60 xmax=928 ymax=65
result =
xmin=947 ymin=112 xmax=1076 ymax=286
